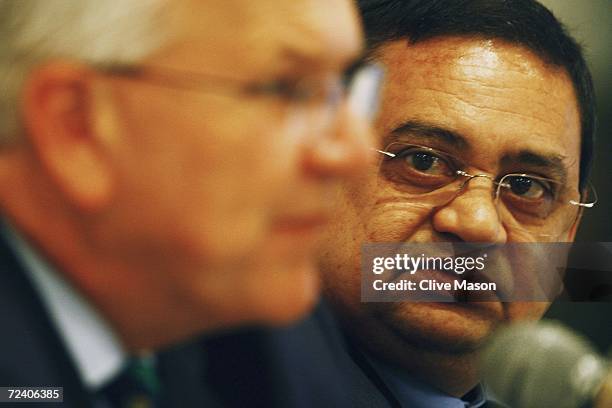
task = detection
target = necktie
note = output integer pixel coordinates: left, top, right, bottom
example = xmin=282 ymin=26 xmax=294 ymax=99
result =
xmin=98 ymin=356 xmax=161 ymax=408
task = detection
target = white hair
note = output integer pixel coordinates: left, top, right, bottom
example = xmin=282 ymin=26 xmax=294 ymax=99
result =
xmin=0 ymin=0 xmax=172 ymax=143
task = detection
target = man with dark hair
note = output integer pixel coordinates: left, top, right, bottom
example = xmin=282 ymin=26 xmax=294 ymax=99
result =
xmin=320 ymin=0 xmax=597 ymax=406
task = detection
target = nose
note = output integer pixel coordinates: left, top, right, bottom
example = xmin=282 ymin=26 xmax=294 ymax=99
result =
xmin=432 ymin=177 xmax=507 ymax=243
xmin=300 ymin=103 xmax=372 ymax=179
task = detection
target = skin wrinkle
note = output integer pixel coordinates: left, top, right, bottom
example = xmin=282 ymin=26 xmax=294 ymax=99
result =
xmin=424 ymin=76 xmax=562 ymax=116
xmin=416 ymin=85 xmax=568 ymax=128
xmin=453 ymin=63 xmax=539 ymax=76
xmin=407 ymin=40 xmax=572 ymax=125
xmin=446 ymin=77 xmax=538 ymax=91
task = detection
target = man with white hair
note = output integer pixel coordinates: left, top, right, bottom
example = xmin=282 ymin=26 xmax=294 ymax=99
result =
xmin=0 ymin=0 xmax=379 ymax=406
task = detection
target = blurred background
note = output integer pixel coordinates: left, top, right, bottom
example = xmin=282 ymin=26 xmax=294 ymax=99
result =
xmin=536 ymin=0 xmax=611 ymax=353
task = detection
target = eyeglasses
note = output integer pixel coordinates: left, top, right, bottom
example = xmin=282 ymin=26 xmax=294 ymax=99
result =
xmin=97 ymin=61 xmax=384 ymax=129
xmin=375 ymin=143 xmax=597 ymax=239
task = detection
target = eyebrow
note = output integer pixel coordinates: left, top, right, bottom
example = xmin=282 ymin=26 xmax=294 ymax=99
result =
xmin=386 ymin=120 xmax=470 ymax=150
xmin=501 ymin=151 xmax=568 ymax=184
xmin=386 ymin=120 xmax=569 ymax=182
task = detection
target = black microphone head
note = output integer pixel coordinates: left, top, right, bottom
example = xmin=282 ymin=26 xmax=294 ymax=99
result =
xmin=481 ymin=320 xmax=608 ymax=408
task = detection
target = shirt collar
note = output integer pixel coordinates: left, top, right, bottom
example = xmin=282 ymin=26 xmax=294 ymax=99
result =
xmin=365 ymin=352 xmax=488 ymax=408
xmin=3 ymin=223 xmax=126 ymax=390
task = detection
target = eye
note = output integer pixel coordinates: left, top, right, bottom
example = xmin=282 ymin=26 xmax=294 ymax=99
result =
xmin=506 ymin=176 xmax=549 ymax=199
xmin=500 ymin=175 xmax=558 ymax=220
xmin=251 ymin=79 xmax=314 ymax=103
xmin=398 ymin=150 xmax=453 ymax=176
xmin=381 ymin=145 xmax=456 ymax=194
xmin=379 ymin=145 xmax=458 ymax=191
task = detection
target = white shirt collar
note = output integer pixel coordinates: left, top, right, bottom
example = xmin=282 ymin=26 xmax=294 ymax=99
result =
xmin=3 ymin=224 xmax=126 ymax=390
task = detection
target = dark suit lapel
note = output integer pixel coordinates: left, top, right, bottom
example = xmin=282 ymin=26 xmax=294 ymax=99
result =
xmin=0 ymin=235 xmax=93 ymax=407
xmin=339 ymin=337 xmax=403 ymax=408
xmin=255 ymin=306 xmax=351 ymax=408
xmin=203 ymin=303 xmax=358 ymax=408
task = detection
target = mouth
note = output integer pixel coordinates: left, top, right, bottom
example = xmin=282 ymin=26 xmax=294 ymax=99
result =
xmin=390 ymin=262 xmax=503 ymax=304
xmin=403 ymin=268 xmax=503 ymax=319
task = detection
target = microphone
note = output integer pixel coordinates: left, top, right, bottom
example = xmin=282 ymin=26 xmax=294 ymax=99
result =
xmin=480 ymin=320 xmax=611 ymax=408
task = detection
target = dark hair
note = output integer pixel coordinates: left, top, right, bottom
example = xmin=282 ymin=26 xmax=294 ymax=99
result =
xmin=358 ymin=0 xmax=596 ymax=190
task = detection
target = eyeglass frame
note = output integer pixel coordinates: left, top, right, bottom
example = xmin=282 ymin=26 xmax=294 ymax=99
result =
xmin=94 ymin=61 xmax=384 ymax=124
xmin=372 ymin=143 xmax=597 ymax=237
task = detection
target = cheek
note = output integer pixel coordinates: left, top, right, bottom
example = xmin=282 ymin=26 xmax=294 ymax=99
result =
xmin=319 ymin=194 xmax=366 ymax=294
xmin=185 ymin=101 xmax=297 ymax=206
xmin=365 ymin=200 xmax=430 ymax=241
xmin=118 ymin=96 xmax=296 ymax=259
xmin=128 ymin=86 xmax=297 ymax=202
xmin=339 ymin=176 xmax=433 ymax=243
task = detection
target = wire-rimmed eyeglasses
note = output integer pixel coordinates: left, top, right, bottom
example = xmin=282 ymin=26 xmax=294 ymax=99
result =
xmin=374 ymin=143 xmax=597 ymax=239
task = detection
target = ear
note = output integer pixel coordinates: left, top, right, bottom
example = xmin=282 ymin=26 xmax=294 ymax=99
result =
xmin=21 ymin=62 xmax=114 ymax=211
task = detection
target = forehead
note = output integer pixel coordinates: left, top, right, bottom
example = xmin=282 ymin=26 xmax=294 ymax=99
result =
xmin=154 ymin=0 xmax=361 ymax=77
xmin=374 ymin=37 xmax=581 ymax=177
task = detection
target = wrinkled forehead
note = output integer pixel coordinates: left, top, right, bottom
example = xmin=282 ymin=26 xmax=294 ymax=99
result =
xmin=154 ymin=0 xmax=362 ymax=77
xmin=373 ymin=36 xmax=582 ymax=181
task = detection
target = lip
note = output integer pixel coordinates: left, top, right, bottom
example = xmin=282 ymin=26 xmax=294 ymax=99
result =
xmin=415 ymin=300 xmax=503 ymax=321
xmin=400 ymin=266 xmax=501 ymax=305
xmin=412 ymin=269 xmax=502 ymax=318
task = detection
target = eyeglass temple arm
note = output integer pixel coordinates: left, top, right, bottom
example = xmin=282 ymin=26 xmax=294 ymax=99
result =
xmin=570 ymin=181 xmax=598 ymax=208
xmin=371 ymin=148 xmax=395 ymax=157
xmin=570 ymin=200 xmax=595 ymax=208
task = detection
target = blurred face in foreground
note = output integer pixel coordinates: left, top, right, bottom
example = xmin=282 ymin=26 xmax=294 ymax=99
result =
xmin=319 ymin=37 xmax=582 ymax=395
xmin=7 ymin=0 xmax=371 ymax=349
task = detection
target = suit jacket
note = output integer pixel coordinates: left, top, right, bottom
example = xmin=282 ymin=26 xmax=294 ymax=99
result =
xmin=324 ymin=333 xmax=401 ymax=408
xmin=323 ymin=327 xmax=503 ymax=408
xmin=0 ymin=234 xmax=352 ymax=407
xmin=204 ymin=303 xmax=354 ymax=408
xmin=0 ymin=233 xmax=226 ymax=407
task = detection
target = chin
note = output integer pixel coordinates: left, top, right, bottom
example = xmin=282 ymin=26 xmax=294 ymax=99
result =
xmin=235 ymin=259 xmax=322 ymax=327
xmin=257 ymin=292 xmax=319 ymax=326
xmin=370 ymin=302 xmax=500 ymax=354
